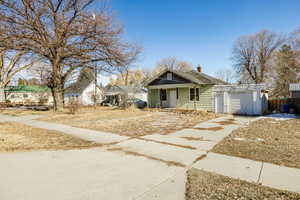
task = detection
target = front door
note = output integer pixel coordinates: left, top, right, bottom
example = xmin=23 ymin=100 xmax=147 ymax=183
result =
xmin=169 ymin=90 xmax=177 ymax=107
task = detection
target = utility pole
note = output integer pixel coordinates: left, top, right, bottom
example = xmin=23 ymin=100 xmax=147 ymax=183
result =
xmin=94 ymin=64 xmax=97 ymax=108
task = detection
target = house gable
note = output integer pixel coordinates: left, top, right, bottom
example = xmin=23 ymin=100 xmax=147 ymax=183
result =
xmin=148 ymin=71 xmax=192 ymax=86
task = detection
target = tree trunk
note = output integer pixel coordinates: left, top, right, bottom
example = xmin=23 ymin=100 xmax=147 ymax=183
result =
xmin=0 ymin=86 xmax=5 ymax=103
xmin=53 ymin=85 xmax=64 ymax=112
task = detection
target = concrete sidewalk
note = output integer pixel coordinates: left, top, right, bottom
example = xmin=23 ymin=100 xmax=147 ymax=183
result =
xmin=0 ymin=114 xmax=128 ymax=144
xmin=193 ymin=152 xmax=300 ymax=193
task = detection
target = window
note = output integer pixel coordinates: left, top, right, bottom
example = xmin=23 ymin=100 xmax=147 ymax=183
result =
xmin=23 ymin=94 xmax=28 ymax=98
xmin=190 ymin=88 xmax=200 ymax=101
xmin=167 ymin=73 xmax=172 ymax=80
xmin=160 ymin=89 xmax=167 ymax=101
xmin=176 ymin=88 xmax=179 ymax=99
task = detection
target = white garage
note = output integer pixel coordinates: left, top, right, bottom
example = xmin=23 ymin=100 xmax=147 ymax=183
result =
xmin=213 ymin=84 xmax=268 ymax=115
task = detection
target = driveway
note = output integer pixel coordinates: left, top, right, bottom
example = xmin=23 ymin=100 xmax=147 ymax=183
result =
xmin=0 ymin=115 xmax=252 ymax=200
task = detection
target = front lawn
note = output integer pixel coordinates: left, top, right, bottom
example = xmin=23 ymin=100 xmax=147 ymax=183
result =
xmin=0 ymin=122 xmax=101 ymax=152
xmin=212 ymin=118 xmax=300 ymax=169
xmin=186 ymin=168 xmax=300 ymax=200
xmin=40 ymin=107 xmax=218 ymax=136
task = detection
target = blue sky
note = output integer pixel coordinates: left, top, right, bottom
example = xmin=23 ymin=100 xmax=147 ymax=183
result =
xmin=102 ymin=0 xmax=300 ymax=76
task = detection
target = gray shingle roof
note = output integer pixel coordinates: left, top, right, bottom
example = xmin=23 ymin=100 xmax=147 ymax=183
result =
xmin=65 ymin=68 xmax=95 ymax=94
xmin=144 ymin=68 xmax=227 ymax=86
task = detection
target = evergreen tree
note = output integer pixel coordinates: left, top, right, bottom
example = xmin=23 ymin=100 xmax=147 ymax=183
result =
xmin=273 ymin=45 xmax=300 ymax=97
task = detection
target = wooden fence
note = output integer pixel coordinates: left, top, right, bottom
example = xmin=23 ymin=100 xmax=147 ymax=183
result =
xmin=268 ymin=98 xmax=300 ymax=113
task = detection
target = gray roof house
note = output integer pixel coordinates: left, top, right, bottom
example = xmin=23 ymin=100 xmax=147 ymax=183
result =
xmin=144 ymin=67 xmax=226 ymax=110
xmin=64 ymin=68 xmax=104 ymax=105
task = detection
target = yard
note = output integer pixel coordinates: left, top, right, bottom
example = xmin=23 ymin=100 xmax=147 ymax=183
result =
xmin=212 ymin=118 xmax=300 ymax=169
xmin=0 ymin=122 xmax=101 ymax=152
xmin=39 ymin=107 xmax=218 ymax=136
xmin=186 ymin=168 xmax=300 ymax=200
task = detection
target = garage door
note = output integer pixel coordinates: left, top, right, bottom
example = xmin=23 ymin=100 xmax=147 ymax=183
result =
xmin=229 ymin=92 xmax=253 ymax=115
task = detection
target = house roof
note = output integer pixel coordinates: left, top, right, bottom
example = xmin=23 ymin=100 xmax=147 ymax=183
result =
xmin=290 ymin=83 xmax=300 ymax=91
xmin=65 ymin=68 xmax=95 ymax=94
xmin=144 ymin=68 xmax=227 ymax=86
xmin=5 ymin=85 xmax=50 ymax=93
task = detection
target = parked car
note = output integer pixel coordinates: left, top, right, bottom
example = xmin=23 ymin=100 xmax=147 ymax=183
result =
xmin=127 ymin=98 xmax=147 ymax=109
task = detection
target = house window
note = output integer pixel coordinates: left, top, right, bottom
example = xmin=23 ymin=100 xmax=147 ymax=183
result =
xmin=23 ymin=94 xmax=28 ymax=98
xmin=167 ymin=73 xmax=172 ymax=80
xmin=160 ymin=89 xmax=167 ymax=101
xmin=190 ymin=88 xmax=200 ymax=101
xmin=176 ymin=88 xmax=179 ymax=99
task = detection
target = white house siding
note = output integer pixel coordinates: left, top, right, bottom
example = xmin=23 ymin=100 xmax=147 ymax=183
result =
xmin=64 ymin=82 xmax=103 ymax=105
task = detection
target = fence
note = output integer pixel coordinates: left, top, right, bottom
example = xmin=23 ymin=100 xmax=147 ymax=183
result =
xmin=268 ymin=98 xmax=300 ymax=113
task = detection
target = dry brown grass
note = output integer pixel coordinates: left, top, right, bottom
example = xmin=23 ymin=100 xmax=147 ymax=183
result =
xmin=186 ymin=168 xmax=300 ymax=200
xmin=212 ymin=118 xmax=300 ymax=169
xmin=41 ymin=107 xmax=218 ymax=136
xmin=0 ymin=122 xmax=101 ymax=152
xmin=0 ymin=108 xmax=52 ymax=116
xmin=107 ymin=147 xmax=185 ymax=167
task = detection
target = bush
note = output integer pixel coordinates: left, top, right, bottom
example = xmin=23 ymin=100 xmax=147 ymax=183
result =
xmin=67 ymin=99 xmax=81 ymax=114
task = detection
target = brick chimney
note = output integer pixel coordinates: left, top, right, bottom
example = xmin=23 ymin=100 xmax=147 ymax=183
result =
xmin=197 ymin=64 xmax=202 ymax=73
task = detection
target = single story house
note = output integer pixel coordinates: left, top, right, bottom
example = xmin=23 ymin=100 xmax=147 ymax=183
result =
xmin=5 ymin=85 xmax=53 ymax=105
xmin=64 ymin=68 xmax=104 ymax=105
xmin=144 ymin=67 xmax=226 ymax=111
xmin=104 ymin=85 xmax=147 ymax=106
xmin=213 ymin=84 xmax=268 ymax=115
xmin=290 ymin=83 xmax=300 ymax=98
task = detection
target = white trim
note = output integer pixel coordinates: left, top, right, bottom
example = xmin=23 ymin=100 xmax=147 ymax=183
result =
xmin=189 ymin=87 xmax=200 ymax=102
xmin=148 ymin=83 xmax=196 ymax=89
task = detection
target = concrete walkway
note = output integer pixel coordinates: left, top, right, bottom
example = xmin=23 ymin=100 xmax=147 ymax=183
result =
xmin=2 ymin=113 xmax=299 ymax=199
xmin=0 ymin=114 xmax=129 ymax=144
xmin=0 ymin=114 xmax=251 ymax=200
xmin=193 ymin=152 xmax=300 ymax=193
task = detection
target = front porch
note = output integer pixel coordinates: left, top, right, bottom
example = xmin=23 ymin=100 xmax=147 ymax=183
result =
xmin=147 ymin=84 xmax=214 ymax=111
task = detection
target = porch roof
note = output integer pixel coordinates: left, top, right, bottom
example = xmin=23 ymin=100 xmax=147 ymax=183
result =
xmin=148 ymin=83 xmax=196 ymax=89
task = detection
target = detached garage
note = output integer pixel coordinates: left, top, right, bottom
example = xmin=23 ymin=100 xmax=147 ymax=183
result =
xmin=213 ymin=84 xmax=268 ymax=115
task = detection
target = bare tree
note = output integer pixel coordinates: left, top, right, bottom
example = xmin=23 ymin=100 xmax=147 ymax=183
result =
xmin=154 ymin=57 xmax=194 ymax=74
xmin=0 ymin=0 xmax=134 ymax=111
xmin=232 ymin=30 xmax=285 ymax=83
xmin=214 ymin=68 xmax=236 ymax=83
xmin=0 ymin=50 xmax=37 ymax=102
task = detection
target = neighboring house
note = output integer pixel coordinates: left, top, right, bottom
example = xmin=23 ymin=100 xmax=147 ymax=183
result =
xmin=144 ymin=67 xmax=226 ymax=111
xmin=5 ymin=85 xmax=53 ymax=105
xmin=64 ymin=68 xmax=104 ymax=105
xmin=290 ymin=83 xmax=300 ymax=98
xmin=104 ymin=85 xmax=147 ymax=106
xmin=213 ymin=84 xmax=268 ymax=115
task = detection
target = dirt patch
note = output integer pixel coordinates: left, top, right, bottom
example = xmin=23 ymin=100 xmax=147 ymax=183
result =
xmin=107 ymin=147 xmax=185 ymax=167
xmin=212 ymin=118 xmax=300 ymax=169
xmin=137 ymin=137 xmax=196 ymax=150
xmin=193 ymin=154 xmax=207 ymax=164
xmin=41 ymin=107 xmax=218 ymax=136
xmin=194 ymin=126 xmax=224 ymax=131
xmin=0 ymin=122 xmax=101 ymax=152
xmin=215 ymin=120 xmax=237 ymax=125
xmin=186 ymin=168 xmax=300 ymax=200
xmin=181 ymin=136 xmax=208 ymax=141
